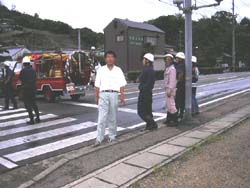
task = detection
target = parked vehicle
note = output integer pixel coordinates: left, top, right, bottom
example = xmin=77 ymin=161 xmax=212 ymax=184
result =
xmin=13 ymin=52 xmax=92 ymax=102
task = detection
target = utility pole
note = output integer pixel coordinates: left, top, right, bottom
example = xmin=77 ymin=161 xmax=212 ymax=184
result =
xmin=78 ymin=29 xmax=82 ymax=73
xmin=184 ymin=0 xmax=193 ymax=120
xmin=232 ymin=0 xmax=236 ymax=72
xmin=164 ymin=0 xmax=223 ymax=120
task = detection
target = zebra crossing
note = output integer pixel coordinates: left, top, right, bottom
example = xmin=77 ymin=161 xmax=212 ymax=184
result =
xmin=0 ymin=105 xmax=164 ymax=173
xmin=0 ymin=107 xmax=92 ymax=172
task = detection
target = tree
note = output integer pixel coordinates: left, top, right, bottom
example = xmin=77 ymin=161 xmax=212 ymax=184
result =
xmin=34 ymin=13 xmax=39 ymax=18
xmin=147 ymin=11 xmax=250 ymax=67
xmin=147 ymin=15 xmax=184 ymax=47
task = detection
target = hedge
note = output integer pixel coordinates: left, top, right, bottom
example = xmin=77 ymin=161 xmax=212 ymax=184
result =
xmin=127 ymin=67 xmax=250 ymax=82
xmin=127 ymin=70 xmax=164 ymax=82
xmin=234 ymin=66 xmax=250 ymax=72
xmin=199 ymin=66 xmax=250 ymax=74
xmin=199 ymin=67 xmax=224 ymax=74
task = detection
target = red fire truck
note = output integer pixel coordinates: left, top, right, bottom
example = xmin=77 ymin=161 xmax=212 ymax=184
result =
xmin=13 ymin=52 xmax=92 ymax=102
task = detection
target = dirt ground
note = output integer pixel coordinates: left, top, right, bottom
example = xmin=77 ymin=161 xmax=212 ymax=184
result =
xmin=130 ymin=119 xmax=250 ymax=188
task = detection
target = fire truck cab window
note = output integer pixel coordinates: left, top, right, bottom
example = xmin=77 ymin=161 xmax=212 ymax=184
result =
xmin=37 ymin=60 xmax=62 ymax=78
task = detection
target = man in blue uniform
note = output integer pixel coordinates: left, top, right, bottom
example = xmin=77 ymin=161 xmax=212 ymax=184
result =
xmin=137 ymin=53 xmax=158 ymax=131
xmin=192 ymin=56 xmax=200 ymax=115
xmin=19 ymin=57 xmax=40 ymax=125
xmin=3 ymin=61 xmax=18 ymax=110
xmin=175 ymin=52 xmax=186 ymax=120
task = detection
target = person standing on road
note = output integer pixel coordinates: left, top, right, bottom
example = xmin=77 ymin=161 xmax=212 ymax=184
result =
xmin=3 ymin=61 xmax=18 ymax=110
xmin=19 ymin=57 xmax=40 ymax=125
xmin=175 ymin=52 xmax=186 ymax=120
xmin=163 ymin=54 xmax=178 ymax=126
xmin=137 ymin=53 xmax=158 ymax=131
xmin=192 ymin=56 xmax=200 ymax=115
xmin=95 ymin=51 xmax=127 ymax=146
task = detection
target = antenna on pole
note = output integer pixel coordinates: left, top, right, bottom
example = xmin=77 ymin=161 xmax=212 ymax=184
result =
xmin=232 ymin=0 xmax=236 ymax=72
xmin=78 ymin=29 xmax=82 ymax=73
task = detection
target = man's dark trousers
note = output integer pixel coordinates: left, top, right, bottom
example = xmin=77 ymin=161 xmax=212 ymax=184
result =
xmin=138 ymin=91 xmax=156 ymax=128
xmin=175 ymin=83 xmax=185 ymax=117
xmin=23 ymin=88 xmax=39 ymax=121
xmin=4 ymin=85 xmax=17 ymax=109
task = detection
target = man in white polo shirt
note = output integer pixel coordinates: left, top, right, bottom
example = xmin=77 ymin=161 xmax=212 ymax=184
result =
xmin=94 ymin=51 xmax=127 ymax=146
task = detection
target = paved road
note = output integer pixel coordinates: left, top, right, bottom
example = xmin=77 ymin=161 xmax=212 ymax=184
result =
xmin=0 ymin=71 xmax=249 ymax=174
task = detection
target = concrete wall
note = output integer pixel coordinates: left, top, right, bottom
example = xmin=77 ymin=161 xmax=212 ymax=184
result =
xmin=154 ymin=55 xmax=165 ymax=71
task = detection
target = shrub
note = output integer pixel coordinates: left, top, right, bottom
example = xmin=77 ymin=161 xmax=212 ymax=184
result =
xmin=127 ymin=70 xmax=141 ymax=82
xmin=127 ymin=70 xmax=164 ymax=82
xmin=234 ymin=66 xmax=250 ymax=72
xmin=155 ymin=70 xmax=164 ymax=80
xmin=199 ymin=67 xmax=224 ymax=74
xmin=127 ymin=67 xmax=250 ymax=82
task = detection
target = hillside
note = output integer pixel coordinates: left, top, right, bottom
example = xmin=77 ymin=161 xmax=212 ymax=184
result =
xmin=0 ymin=4 xmax=104 ymax=50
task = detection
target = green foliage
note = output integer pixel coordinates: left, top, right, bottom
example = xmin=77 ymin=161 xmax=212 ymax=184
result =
xmin=127 ymin=70 xmax=141 ymax=82
xmin=127 ymin=67 xmax=250 ymax=81
xmin=73 ymin=28 xmax=104 ymax=49
xmin=234 ymin=66 xmax=250 ymax=72
xmin=0 ymin=5 xmax=104 ymax=49
xmin=34 ymin=13 xmax=39 ymax=19
xmin=148 ymin=12 xmax=250 ymax=67
xmin=155 ymin=70 xmax=164 ymax=80
xmin=147 ymin=15 xmax=184 ymax=49
xmin=127 ymin=70 xmax=164 ymax=82
xmin=199 ymin=67 xmax=224 ymax=74
xmin=0 ymin=5 xmax=72 ymax=34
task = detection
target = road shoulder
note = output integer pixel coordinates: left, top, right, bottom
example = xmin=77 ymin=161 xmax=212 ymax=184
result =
xmin=130 ymin=116 xmax=250 ymax=188
xmin=61 ymin=105 xmax=250 ymax=188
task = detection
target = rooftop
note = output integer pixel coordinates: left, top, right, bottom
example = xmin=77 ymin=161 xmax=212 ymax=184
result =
xmin=112 ymin=18 xmax=165 ymax=33
xmin=0 ymin=46 xmax=30 ymax=57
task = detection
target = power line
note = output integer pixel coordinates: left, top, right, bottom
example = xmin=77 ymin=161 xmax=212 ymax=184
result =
xmin=157 ymin=0 xmax=178 ymax=8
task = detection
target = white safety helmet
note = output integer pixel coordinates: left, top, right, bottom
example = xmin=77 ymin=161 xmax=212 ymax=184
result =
xmin=164 ymin=54 xmax=174 ymax=59
xmin=176 ymin=52 xmax=185 ymax=59
xmin=143 ymin=53 xmax=154 ymax=62
xmin=91 ymin=46 xmax=96 ymax=50
xmin=3 ymin=61 xmax=11 ymax=67
xmin=192 ymin=56 xmax=197 ymax=63
xmin=22 ymin=56 xmax=31 ymax=64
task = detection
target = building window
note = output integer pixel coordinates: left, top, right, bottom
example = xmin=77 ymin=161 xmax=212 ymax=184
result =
xmin=116 ymin=35 xmax=124 ymax=42
xmin=145 ymin=37 xmax=157 ymax=46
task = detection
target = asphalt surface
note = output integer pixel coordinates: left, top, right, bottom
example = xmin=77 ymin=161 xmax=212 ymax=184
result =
xmin=130 ymin=117 xmax=250 ymax=188
xmin=0 ymin=71 xmax=250 ymax=175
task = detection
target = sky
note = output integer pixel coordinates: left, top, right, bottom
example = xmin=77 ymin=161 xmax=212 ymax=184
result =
xmin=1 ymin=0 xmax=250 ymax=32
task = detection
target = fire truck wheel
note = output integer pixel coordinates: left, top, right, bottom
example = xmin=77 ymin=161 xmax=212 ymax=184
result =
xmin=71 ymin=94 xmax=81 ymax=101
xmin=44 ymin=88 xmax=55 ymax=103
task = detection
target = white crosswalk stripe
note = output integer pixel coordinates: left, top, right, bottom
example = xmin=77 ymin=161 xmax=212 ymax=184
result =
xmin=4 ymin=127 xmax=125 ymax=162
xmin=0 ymin=108 xmax=26 ymax=115
xmin=0 ymin=121 xmax=96 ymax=150
xmin=0 ymin=107 xmax=141 ymax=170
xmin=0 ymin=114 xmax=57 ymax=128
xmin=0 ymin=157 xmax=18 ymax=169
xmin=0 ymin=117 xmax=76 ymax=137
xmin=0 ymin=112 xmax=31 ymax=120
